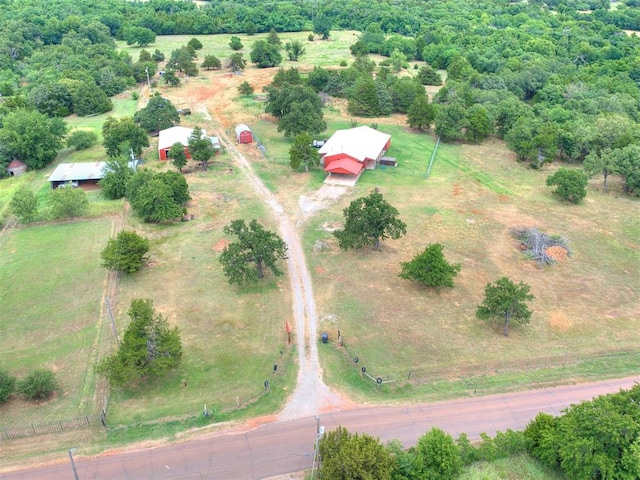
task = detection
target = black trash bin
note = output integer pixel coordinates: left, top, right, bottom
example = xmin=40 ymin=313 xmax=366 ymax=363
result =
xmin=321 ymin=332 xmax=329 ymax=344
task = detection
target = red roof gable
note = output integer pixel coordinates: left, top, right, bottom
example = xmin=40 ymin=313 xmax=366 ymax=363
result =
xmin=324 ymin=157 xmax=363 ymax=175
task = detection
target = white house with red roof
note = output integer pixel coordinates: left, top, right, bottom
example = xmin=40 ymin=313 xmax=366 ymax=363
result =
xmin=158 ymin=126 xmax=220 ymax=161
xmin=318 ymin=126 xmax=391 ymax=180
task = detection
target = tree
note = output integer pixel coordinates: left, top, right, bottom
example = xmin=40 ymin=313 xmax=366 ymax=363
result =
xmin=101 ymin=230 xmax=150 ymax=274
xmin=152 ymin=49 xmax=165 ymax=62
xmin=407 ymin=94 xmax=436 ymax=131
xmin=277 ymin=101 xmax=326 ymax=137
xmin=67 ymin=130 xmax=98 ymax=150
xmin=60 ymin=79 xmax=112 ymax=117
xmin=390 ymin=48 xmax=408 ymax=72
xmin=250 ymin=40 xmax=282 ymax=68
xmin=0 ymin=109 xmax=67 ymax=170
xmin=163 ymin=70 xmax=180 ymax=87
xmin=319 ymin=426 xmax=393 ymax=480
xmin=227 ymin=53 xmax=247 ymax=71
xmin=389 ymin=77 xmax=424 ymax=113
xmin=168 ymin=142 xmax=187 ymax=171
xmin=434 ymin=100 xmax=467 ymax=142
xmin=416 ymin=65 xmax=443 ymax=85
xmin=0 ymin=369 xmax=16 ymax=403
xmin=244 ymin=20 xmax=257 ymax=36
xmin=167 ymin=47 xmax=198 ymax=76
xmin=334 ymin=191 xmax=407 ymax=250
xmin=10 ymin=187 xmax=38 ymax=223
xmin=348 ymin=76 xmax=385 ymax=116
xmin=219 ymin=219 xmax=288 ymax=286
xmin=546 ymin=168 xmax=588 ymax=203
xmin=313 ymin=14 xmax=332 ymax=40
xmin=100 ymin=155 xmax=134 ymax=200
xmin=134 ymin=96 xmax=180 ymax=133
xmin=285 ymin=40 xmax=305 ymax=61
xmin=267 ymin=28 xmax=281 ymax=46
xmin=399 ymin=243 xmax=461 ymax=289
xmin=49 ymin=186 xmax=89 ymax=219
xmin=16 ymin=369 xmax=58 ymax=400
xmin=157 ymin=170 xmax=191 ymax=206
xmin=611 ymin=144 xmax=640 ymax=195
xmin=465 ymin=104 xmax=493 ymax=143
xmin=202 ymin=54 xmax=221 ymax=70
xmin=102 ymin=116 xmax=149 ymax=158
xmin=188 ymin=126 xmax=214 ymax=171
xmin=130 ymin=177 xmax=186 ymax=223
xmin=289 ymin=132 xmax=321 ymax=172
xmin=139 ymin=49 xmax=152 ymax=62
xmin=95 ymin=299 xmax=182 ymax=387
xmin=229 ymin=36 xmax=243 ymax=50
xmin=187 ymin=37 xmax=202 ymax=51
xmin=583 ymin=149 xmax=616 ymax=191
xmin=476 ymin=277 xmax=534 ymax=337
xmin=125 ymin=26 xmax=156 ymax=47
xmin=238 ymin=81 xmax=254 ymax=96
xmin=415 ymin=428 xmax=463 ymax=480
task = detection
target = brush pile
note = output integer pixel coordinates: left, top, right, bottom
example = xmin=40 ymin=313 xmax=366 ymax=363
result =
xmin=511 ymin=226 xmax=571 ymax=265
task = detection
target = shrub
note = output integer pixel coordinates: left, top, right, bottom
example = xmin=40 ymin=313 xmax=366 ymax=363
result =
xmin=0 ymin=369 xmax=16 ymax=403
xmin=17 ymin=369 xmax=58 ymax=400
xmin=66 ymin=130 xmax=98 ymax=150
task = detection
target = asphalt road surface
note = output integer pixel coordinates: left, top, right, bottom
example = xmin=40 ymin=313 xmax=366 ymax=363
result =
xmin=3 ymin=376 xmax=637 ymax=480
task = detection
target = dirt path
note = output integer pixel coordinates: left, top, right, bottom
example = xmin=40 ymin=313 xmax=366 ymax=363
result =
xmin=199 ymin=104 xmax=354 ymax=418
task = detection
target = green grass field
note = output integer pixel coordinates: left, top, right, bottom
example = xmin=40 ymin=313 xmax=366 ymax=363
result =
xmin=459 ymin=453 xmax=565 ymax=480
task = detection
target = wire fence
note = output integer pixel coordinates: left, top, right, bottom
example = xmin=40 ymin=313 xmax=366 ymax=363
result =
xmin=1 ymin=409 xmax=106 ymax=441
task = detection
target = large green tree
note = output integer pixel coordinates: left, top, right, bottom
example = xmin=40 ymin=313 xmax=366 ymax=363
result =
xmin=289 ymin=132 xmax=321 ymax=172
xmin=125 ymin=26 xmax=156 ymax=47
xmin=250 ymin=40 xmax=282 ymax=68
xmin=312 ymin=14 xmax=332 ymax=40
xmin=546 ymin=168 xmax=588 ymax=204
xmin=476 ymin=277 xmax=534 ymax=337
xmin=583 ymin=148 xmax=616 ymax=191
xmin=168 ymin=142 xmax=187 ymax=171
xmin=611 ymin=144 xmax=640 ymax=195
xmin=134 ymin=96 xmax=180 ymax=133
xmin=101 ymin=230 xmax=150 ymax=274
xmin=100 ymin=155 xmax=134 ymax=200
xmin=319 ymin=426 xmax=393 ymax=480
xmin=334 ymin=191 xmax=407 ymax=250
xmin=415 ymin=428 xmax=463 ymax=480
xmin=407 ymin=94 xmax=436 ymax=131
xmin=95 ymin=299 xmax=182 ymax=387
xmin=219 ymin=219 xmax=288 ymax=285
xmin=0 ymin=109 xmax=67 ymax=170
xmin=277 ymin=101 xmax=326 ymax=137
xmin=16 ymin=369 xmax=58 ymax=400
xmin=202 ymin=54 xmax=222 ymax=70
xmin=167 ymin=46 xmax=198 ymax=76
xmin=102 ymin=116 xmax=149 ymax=158
xmin=130 ymin=177 xmax=186 ymax=223
xmin=399 ymin=243 xmax=461 ymax=289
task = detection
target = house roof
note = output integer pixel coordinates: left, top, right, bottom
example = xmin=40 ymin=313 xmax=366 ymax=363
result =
xmin=48 ymin=162 xmax=106 ymax=182
xmin=158 ymin=126 xmax=206 ymax=151
xmin=235 ymin=124 xmax=251 ymax=135
xmin=318 ymin=126 xmax=391 ymax=163
xmin=324 ymin=157 xmax=364 ymax=175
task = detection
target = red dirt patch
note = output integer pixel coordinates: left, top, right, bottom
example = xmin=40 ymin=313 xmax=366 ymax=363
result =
xmin=212 ymin=238 xmax=229 ymax=252
xmin=545 ymin=245 xmax=569 ymax=263
xmin=316 ymin=266 xmax=325 ymax=274
xmin=452 ymin=184 xmax=462 ymax=196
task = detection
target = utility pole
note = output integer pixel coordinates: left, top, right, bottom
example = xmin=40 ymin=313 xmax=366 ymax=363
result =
xmin=145 ymin=65 xmax=151 ymax=95
xmin=68 ymin=448 xmax=80 ymax=480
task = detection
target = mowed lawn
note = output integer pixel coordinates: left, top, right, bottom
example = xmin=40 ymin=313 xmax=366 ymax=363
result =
xmin=0 ymin=220 xmax=112 ymax=424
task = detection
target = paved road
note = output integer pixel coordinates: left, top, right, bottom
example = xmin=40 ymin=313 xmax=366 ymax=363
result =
xmin=3 ymin=376 xmax=637 ymax=480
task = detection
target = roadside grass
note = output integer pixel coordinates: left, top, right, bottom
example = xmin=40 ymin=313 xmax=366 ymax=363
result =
xmin=459 ymin=453 xmax=566 ymax=480
xmin=0 ymin=220 xmax=112 ymax=425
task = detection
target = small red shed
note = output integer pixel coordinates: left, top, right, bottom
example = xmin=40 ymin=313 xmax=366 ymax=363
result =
xmin=235 ymin=124 xmax=253 ymax=144
xmin=6 ymin=160 xmax=27 ymax=176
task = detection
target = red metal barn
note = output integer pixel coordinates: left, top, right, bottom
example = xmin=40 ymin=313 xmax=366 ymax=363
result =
xmin=235 ymin=124 xmax=253 ymax=144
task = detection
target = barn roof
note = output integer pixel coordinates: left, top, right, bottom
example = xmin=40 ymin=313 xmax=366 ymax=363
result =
xmin=318 ymin=126 xmax=391 ymax=163
xmin=158 ymin=126 xmax=206 ymax=151
xmin=7 ymin=160 xmax=27 ymax=169
xmin=48 ymin=162 xmax=106 ymax=182
xmin=235 ymin=124 xmax=251 ymax=135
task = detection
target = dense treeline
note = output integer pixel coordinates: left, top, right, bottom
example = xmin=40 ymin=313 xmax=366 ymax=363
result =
xmin=0 ymin=0 xmax=639 ymax=185
xmin=317 ymin=384 xmax=640 ymax=479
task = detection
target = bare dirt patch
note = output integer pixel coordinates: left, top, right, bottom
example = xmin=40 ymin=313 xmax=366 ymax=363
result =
xmin=212 ymin=238 xmax=229 ymax=252
xmin=545 ymin=245 xmax=569 ymax=263
xmin=548 ymin=311 xmax=572 ymax=331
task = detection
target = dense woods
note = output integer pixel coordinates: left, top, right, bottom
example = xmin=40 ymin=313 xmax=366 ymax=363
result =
xmin=0 ymin=0 xmax=639 ymax=185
